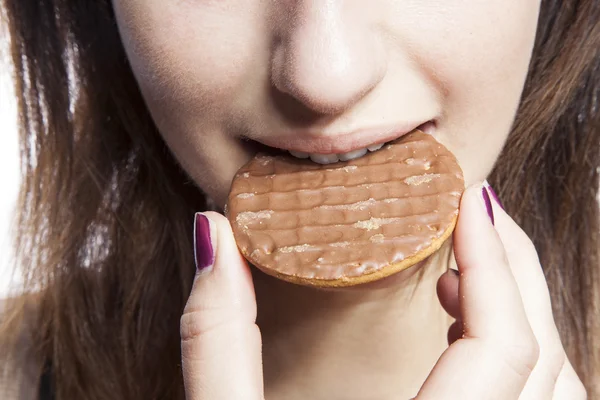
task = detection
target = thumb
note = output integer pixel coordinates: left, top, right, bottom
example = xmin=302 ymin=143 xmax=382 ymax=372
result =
xmin=181 ymin=211 xmax=264 ymax=400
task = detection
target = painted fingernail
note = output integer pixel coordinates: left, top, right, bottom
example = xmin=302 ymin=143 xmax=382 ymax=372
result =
xmin=481 ymin=186 xmax=495 ymax=225
xmin=194 ymin=213 xmax=215 ymax=272
xmin=483 ymin=180 xmax=504 ymax=209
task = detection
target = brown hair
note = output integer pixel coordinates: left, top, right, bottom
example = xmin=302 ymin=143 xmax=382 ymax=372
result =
xmin=1 ymin=0 xmax=598 ymax=398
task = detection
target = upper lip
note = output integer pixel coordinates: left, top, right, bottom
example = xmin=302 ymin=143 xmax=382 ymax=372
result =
xmin=249 ymin=121 xmax=431 ymax=154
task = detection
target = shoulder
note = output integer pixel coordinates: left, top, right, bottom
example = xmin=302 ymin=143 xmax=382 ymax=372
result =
xmin=0 ymin=296 xmax=42 ymax=400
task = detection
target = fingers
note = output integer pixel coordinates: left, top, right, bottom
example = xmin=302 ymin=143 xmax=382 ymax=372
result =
xmin=552 ymin=361 xmax=588 ymax=399
xmin=181 ymin=212 xmax=264 ymax=400
xmin=452 ymin=187 xmax=532 ymax=342
xmin=446 ymin=319 xmax=463 ymax=345
xmin=436 ymin=269 xmax=462 ymax=345
xmin=432 ymin=182 xmax=586 ymax=399
xmin=417 ymin=185 xmax=539 ymax=400
xmin=436 ymin=269 xmax=460 ymax=319
xmin=487 ymin=185 xmax=575 ymax=399
xmin=491 ymin=185 xmax=556 ymax=330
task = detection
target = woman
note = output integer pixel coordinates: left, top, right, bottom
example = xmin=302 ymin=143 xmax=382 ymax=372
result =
xmin=0 ymin=0 xmax=598 ymax=399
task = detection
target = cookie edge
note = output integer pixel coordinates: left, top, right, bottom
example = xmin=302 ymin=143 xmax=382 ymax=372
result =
xmin=240 ymin=213 xmax=458 ymax=288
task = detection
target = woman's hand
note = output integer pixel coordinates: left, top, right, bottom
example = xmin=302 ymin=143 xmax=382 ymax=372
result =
xmin=430 ymin=183 xmax=586 ymax=399
xmin=180 ymin=184 xmax=587 ymax=399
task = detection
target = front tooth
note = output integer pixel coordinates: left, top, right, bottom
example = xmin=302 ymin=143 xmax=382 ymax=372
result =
xmin=289 ymin=150 xmax=310 ymax=159
xmin=367 ymin=143 xmax=384 ymax=152
xmin=338 ymin=148 xmax=368 ymax=161
xmin=309 ymin=153 xmax=340 ymax=164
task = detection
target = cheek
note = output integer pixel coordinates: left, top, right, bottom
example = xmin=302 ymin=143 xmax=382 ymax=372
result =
xmin=425 ymin=1 xmax=540 ymax=110
xmin=112 ymin=0 xmax=269 ymax=203
xmin=401 ymin=1 xmax=540 ymax=183
xmin=112 ymin=0 xmax=264 ymax=134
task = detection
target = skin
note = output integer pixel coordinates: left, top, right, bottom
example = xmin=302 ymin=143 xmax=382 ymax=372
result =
xmin=112 ymin=1 xmax=587 ymax=398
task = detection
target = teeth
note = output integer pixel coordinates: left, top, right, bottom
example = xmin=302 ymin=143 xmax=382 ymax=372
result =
xmin=287 ymin=142 xmax=388 ymax=164
xmin=367 ymin=143 xmax=384 ymax=152
xmin=309 ymin=153 xmax=340 ymax=164
xmin=338 ymin=147 xmax=367 ymax=161
xmin=289 ymin=150 xmax=309 ymax=158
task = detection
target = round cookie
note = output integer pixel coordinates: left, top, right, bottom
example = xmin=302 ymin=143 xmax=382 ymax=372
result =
xmin=226 ymin=130 xmax=464 ymax=287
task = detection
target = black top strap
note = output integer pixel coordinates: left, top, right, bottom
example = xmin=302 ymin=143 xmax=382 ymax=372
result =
xmin=38 ymin=360 xmax=55 ymax=400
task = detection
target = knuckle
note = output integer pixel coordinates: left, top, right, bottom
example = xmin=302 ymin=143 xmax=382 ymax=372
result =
xmin=552 ymin=359 xmax=588 ymax=400
xmin=507 ymin=225 xmax=539 ymax=261
xmin=565 ymin=379 xmax=588 ymax=400
xmin=518 ymin=235 xmax=540 ymax=264
xmin=500 ymin=336 xmax=540 ymax=379
xmin=523 ymin=236 xmax=542 ymax=269
xmin=520 ymin=233 xmax=537 ymax=255
xmin=180 ymin=309 xmax=205 ymax=343
xmin=577 ymin=385 xmax=588 ymax=399
xmin=544 ymin=347 xmax=567 ymax=382
xmin=181 ymin=290 xmax=254 ymax=343
xmin=180 ymin=307 xmax=230 ymax=343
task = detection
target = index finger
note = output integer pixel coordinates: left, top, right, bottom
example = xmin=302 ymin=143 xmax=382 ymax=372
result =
xmin=417 ymin=185 xmax=539 ymax=399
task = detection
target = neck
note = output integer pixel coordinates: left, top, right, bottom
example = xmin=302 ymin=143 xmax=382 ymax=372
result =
xmin=255 ymin=242 xmax=455 ymax=400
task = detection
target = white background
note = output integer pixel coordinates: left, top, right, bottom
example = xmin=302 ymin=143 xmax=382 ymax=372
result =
xmin=0 ymin=24 xmax=21 ymax=298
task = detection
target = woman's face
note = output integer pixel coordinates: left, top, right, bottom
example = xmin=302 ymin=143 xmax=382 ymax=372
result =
xmin=112 ymin=1 xmax=540 ymax=207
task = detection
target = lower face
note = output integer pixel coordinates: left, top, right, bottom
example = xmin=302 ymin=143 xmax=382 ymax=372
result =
xmin=112 ymin=0 xmax=541 ymax=209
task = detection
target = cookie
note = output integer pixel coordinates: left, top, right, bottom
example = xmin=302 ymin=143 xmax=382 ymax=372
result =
xmin=226 ymin=130 xmax=464 ymax=287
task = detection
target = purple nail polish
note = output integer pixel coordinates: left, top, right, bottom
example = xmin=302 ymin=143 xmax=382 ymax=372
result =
xmin=194 ymin=213 xmax=215 ymax=271
xmin=485 ymin=183 xmax=504 ymax=209
xmin=481 ymin=186 xmax=495 ymax=225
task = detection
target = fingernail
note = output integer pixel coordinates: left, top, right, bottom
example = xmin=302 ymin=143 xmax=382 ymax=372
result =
xmin=449 ymin=268 xmax=460 ymax=277
xmin=481 ymin=186 xmax=495 ymax=225
xmin=483 ymin=180 xmax=504 ymax=209
xmin=194 ymin=213 xmax=215 ymax=272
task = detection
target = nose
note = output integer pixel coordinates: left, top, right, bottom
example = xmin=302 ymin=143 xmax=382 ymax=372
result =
xmin=271 ymin=1 xmax=387 ymax=115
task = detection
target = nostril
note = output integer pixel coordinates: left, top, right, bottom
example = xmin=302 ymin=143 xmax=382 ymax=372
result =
xmin=272 ymin=60 xmax=379 ymax=116
xmin=269 ymin=85 xmax=327 ymax=126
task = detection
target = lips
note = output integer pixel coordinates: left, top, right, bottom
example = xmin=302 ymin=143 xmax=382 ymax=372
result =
xmin=246 ymin=120 xmax=435 ymax=165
